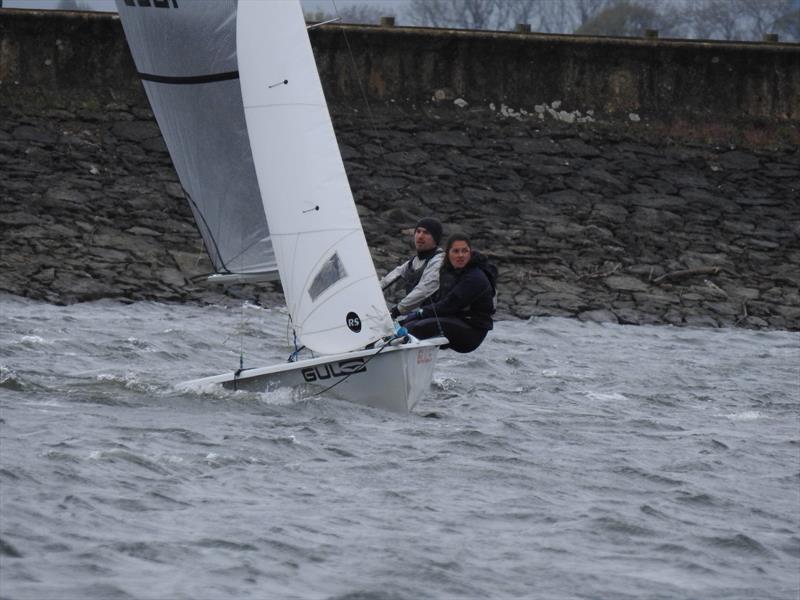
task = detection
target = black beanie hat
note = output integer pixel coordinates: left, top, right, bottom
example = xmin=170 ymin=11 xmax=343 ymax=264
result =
xmin=415 ymin=217 xmax=443 ymax=244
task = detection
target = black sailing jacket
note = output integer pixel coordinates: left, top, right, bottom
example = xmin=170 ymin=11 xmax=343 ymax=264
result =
xmin=419 ymin=251 xmax=494 ymax=331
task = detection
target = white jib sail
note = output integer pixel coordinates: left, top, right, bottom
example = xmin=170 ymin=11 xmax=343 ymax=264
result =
xmin=237 ymin=0 xmax=395 ymax=355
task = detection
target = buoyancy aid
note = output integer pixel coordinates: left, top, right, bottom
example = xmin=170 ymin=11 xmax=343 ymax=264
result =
xmin=398 ymin=247 xmax=444 ymax=294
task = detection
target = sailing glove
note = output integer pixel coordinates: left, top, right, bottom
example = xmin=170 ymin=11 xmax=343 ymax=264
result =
xmin=389 ymin=305 xmax=400 ymax=319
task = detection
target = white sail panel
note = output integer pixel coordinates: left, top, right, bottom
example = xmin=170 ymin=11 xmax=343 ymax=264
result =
xmin=237 ymin=0 xmax=394 ymax=354
xmin=115 ymin=0 xmax=277 ymax=278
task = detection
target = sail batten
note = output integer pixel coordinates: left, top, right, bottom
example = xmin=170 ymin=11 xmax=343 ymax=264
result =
xmin=138 ymin=71 xmax=240 ymax=85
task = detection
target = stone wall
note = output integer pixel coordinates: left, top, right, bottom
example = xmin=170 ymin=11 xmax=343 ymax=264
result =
xmin=1 ymin=9 xmax=798 ymax=330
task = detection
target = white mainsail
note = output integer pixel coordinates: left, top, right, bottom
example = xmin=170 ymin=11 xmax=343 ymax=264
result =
xmin=115 ymin=0 xmax=276 ymax=279
xmin=237 ymin=0 xmax=394 ymax=354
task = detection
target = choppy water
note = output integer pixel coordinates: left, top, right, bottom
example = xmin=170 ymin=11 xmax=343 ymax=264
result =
xmin=1 ymin=294 xmax=798 ymax=600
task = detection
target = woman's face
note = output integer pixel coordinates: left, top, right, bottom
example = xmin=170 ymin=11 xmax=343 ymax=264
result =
xmin=448 ymin=240 xmax=471 ymax=269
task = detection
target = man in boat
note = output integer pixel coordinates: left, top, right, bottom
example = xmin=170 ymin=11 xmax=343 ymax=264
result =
xmin=380 ymin=217 xmax=445 ymax=320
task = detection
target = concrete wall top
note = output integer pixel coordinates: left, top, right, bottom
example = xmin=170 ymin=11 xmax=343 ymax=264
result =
xmin=1 ymin=8 xmax=798 ymax=125
xmin=317 ymin=23 xmax=799 ymax=123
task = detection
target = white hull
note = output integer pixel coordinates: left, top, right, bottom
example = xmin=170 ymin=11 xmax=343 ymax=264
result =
xmin=182 ymin=337 xmax=447 ymax=413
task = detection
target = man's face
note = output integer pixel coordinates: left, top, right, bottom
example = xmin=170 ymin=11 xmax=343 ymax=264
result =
xmin=414 ymin=227 xmax=436 ymax=252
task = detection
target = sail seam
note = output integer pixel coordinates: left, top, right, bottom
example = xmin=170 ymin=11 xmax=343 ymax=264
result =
xmin=139 ymin=71 xmax=239 ymax=85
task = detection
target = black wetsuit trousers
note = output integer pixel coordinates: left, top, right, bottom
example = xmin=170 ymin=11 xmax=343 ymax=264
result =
xmin=405 ymin=316 xmax=487 ymax=354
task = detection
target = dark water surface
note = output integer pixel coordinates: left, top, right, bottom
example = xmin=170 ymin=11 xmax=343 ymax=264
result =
xmin=1 ymin=295 xmax=798 ymax=599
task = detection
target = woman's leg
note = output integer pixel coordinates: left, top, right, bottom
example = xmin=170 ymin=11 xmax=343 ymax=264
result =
xmin=403 ymin=317 xmax=444 ymax=340
xmin=406 ymin=317 xmax=487 ymax=353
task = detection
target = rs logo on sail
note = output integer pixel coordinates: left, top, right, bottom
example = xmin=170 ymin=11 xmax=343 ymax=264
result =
xmin=123 ymin=0 xmax=179 ymax=8
xmin=346 ymin=312 xmax=362 ymax=333
xmin=302 ymin=359 xmax=367 ymax=382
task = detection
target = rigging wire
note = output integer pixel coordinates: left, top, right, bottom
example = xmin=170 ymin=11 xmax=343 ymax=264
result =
xmin=429 ymin=302 xmax=446 ymax=338
xmin=286 ymin=315 xmax=310 ymax=362
xmin=238 ymin=234 xmax=247 ymax=373
xmin=186 ymin=191 xmax=228 ymax=272
xmin=288 ymin=326 xmax=306 ymax=362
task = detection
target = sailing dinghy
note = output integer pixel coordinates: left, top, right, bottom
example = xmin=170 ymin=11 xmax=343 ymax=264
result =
xmin=116 ymin=0 xmax=445 ymax=412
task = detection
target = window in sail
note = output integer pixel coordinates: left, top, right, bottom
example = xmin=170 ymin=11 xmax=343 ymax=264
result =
xmin=308 ymin=252 xmax=347 ymax=301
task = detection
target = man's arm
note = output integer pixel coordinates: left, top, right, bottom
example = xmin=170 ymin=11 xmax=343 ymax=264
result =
xmin=379 ymin=262 xmax=407 ymax=290
xmin=397 ymin=252 xmax=444 ymax=314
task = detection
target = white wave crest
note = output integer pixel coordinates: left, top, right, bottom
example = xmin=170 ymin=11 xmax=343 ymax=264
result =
xmin=95 ymin=372 xmax=159 ymax=394
xmin=585 ymin=391 xmax=629 ymax=402
xmin=726 ymin=410 xmax=762 ymax=421
xmin=19 ymin=335 xmax=50 ymax=345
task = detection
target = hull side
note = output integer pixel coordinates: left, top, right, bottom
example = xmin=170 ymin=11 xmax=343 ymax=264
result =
xmin=182 ymin=338 xmax=445 ymax=413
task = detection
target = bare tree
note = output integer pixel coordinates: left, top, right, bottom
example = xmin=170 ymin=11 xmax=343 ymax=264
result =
xmin=305 ymin=5 xmax=394 ymax=25
xmin=533 ymin=0 xmax=613 ymax=33
xmin=406 ymin=0 xmax=501 ymax=30
xmin=774 ymin=6 xmax=800 ymax=40
xmin=571 ymin=0 xmax=616 ymax=29
xmin=736 ymin=0 xmax=798 ymax=39
xmin=397 ymin=0 xmax=798 ymax=40
xmin=575 ymin=0 xmax=661 ymax=36
xmin=56 ymin=0 xmax=91 ymax=10
xmin=335 ymin=4 xmax=394 ymax=25
xmin=634 ymin=0 xmax=686 ymax=36
xmin=689 ymin=0 xmax=748 ymax=39
xmin=684 ymin=0 xmax=798 ymax=41
xmin=493 ymin=0 xmax=546 ymax=31
xmin=405 ymin=0 xmax=613 ymax=32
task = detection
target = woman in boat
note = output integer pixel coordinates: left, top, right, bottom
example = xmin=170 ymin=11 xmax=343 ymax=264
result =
xmin=401 ymin=233 xmax=495 ymax=353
